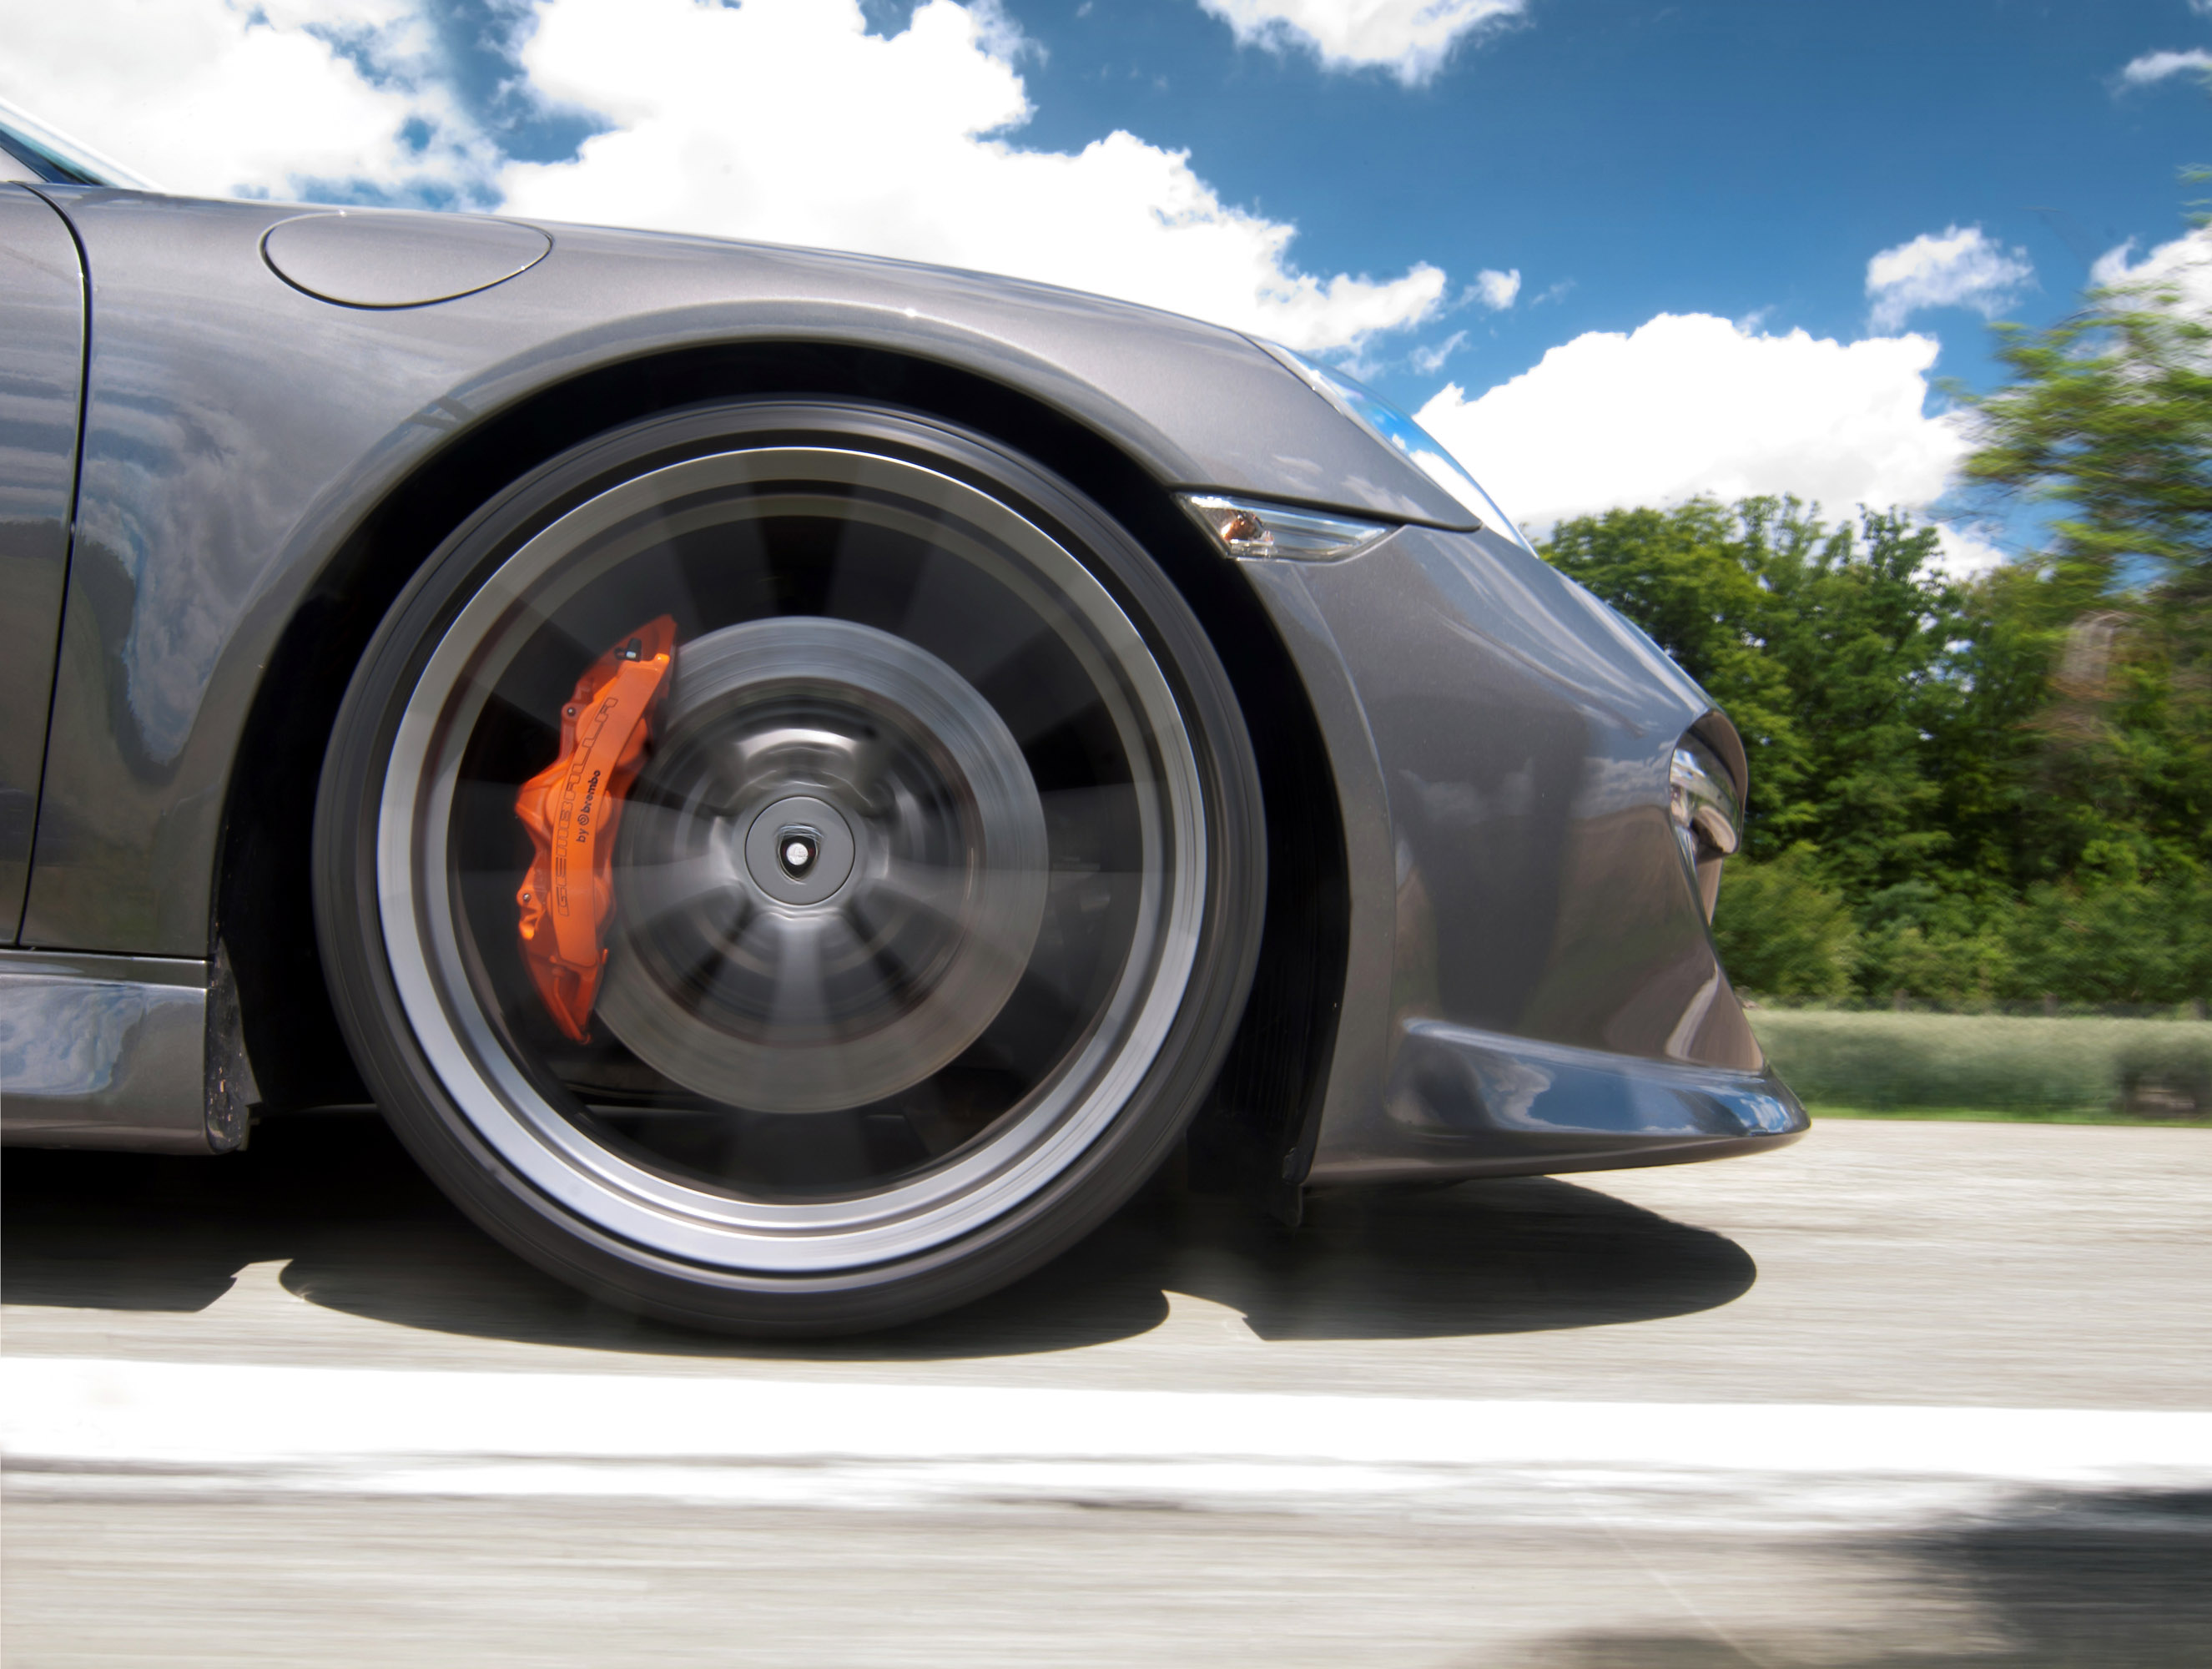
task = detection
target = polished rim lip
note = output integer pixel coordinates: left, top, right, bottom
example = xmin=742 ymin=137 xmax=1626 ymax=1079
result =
xmin=378 ymin=446 xmax=1205 ymax=1274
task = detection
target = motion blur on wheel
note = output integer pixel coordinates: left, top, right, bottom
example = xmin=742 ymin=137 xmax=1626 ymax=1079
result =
xmin=315 ymin=407 xmax=1263 ymax=1334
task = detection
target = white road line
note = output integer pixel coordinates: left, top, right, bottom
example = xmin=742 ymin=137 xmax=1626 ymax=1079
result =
xmin=7 ymin=1356 xmax=2209 ymax=1528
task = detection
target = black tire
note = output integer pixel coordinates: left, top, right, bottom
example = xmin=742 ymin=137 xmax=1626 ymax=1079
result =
xmin=314 ymin=401 xmax=1263 ymax=1334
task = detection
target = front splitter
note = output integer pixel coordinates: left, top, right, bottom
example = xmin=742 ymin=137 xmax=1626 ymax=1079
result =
xmin=1308 ymin=1018 xmax=1809 ymax=1186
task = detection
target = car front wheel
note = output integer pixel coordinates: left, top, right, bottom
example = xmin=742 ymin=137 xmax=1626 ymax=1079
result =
xmin=315 ymin=401 xmax=1263 ymax=1334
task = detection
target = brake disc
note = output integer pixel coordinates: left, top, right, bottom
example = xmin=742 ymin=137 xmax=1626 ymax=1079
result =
xmin=593 ymin=617 xmax=1049 ymax=1115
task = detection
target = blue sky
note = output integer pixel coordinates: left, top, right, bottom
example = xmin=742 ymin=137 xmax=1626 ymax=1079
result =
xmin=7 ymin=0 xmax=2207 ymax=562
xmin=1007 ymin=0 xmax=2209 ymax=407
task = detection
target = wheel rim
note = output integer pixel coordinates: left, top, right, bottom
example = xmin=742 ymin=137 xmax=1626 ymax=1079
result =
xmin=377 ymin=446 xmax=1205 ymax=1273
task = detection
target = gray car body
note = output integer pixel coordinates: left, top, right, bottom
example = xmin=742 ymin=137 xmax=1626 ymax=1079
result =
xmin=0 ymin=183 xmax=1805 ymax=1195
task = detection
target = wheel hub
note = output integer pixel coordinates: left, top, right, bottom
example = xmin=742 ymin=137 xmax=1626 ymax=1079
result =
xmin=745 ymin=794 xmax=854 ymax=905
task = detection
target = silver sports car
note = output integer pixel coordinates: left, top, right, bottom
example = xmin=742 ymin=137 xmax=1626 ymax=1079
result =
xmin=0 ymin=107 xmax=1804 ymax=1334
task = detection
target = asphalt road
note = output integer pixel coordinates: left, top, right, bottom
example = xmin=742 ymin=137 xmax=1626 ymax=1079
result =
xmin=6 ymin=1115 xmax=2209 ymax=1666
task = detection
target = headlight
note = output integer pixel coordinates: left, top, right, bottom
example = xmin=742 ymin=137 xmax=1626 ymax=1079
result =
xmin=1670 ymin=734 xmax=1741 ymax=920
xmin=1253 ymin=342 xmax=1535 ymax=555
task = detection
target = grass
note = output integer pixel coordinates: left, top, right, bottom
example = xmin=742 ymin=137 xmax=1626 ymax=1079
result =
xmin=1746 ymin=1007 xmax=2211 ymax=1126
xmin=1804 ymin=1105 xmax=2211 ymax=1128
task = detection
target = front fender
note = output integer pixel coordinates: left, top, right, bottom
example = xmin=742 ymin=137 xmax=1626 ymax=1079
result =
xmin=22 ymin=191 xmax=1468 ymax=955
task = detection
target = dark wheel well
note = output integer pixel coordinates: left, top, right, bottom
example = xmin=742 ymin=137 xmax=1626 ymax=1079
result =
xmin=214 ymin=341 xmax=1348 ymax=1199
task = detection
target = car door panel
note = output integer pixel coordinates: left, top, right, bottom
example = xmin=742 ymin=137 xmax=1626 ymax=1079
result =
xmin=0 ymin=186 xmax=85 ymax=941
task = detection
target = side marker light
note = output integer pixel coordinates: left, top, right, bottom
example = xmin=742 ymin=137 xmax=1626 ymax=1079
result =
xmin=1179 ymin=492 xmax=1392 ymax=561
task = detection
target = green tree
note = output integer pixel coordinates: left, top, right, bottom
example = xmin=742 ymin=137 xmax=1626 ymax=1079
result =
xmin=1959 ymin=221 xmax=2212 ymax=888
xmin=2002 ymin=858 xmax=2212 ymax=1006
xmin=1535 ymin=197 xmax=2212 ymax=1009
xmin=1540 ymin=493 xmax=2209 ymax=1006
xmin=1543 ymin=496 xmax=1978 ymax=893
xmin=1963 ymin=283 xmax=2212 ymax=599
xmin=1710 ymin=845 xmax=1859 ymax=1001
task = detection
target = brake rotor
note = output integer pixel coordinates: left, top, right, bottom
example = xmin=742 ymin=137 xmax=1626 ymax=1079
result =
xmin=593 ymin=617 xmax=1049 ymax=1115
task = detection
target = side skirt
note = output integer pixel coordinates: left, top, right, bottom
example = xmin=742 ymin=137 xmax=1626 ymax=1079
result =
xmin=0 ymin=948 xmax=249 ymax=1153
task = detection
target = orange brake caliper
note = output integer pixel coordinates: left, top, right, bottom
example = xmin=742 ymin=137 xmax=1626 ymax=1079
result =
xmin=515 ymin=617 xmax=678 ymax=1040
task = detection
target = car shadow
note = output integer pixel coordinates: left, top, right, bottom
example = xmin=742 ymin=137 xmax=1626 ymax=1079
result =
xmin=3 ymin=1111 xmax=1754 ymax=1359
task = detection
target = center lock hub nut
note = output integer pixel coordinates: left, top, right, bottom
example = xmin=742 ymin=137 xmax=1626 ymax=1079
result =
xmin=743 ymin=794 xmax=857 ymax=906
xmin=778 ymin=828 xmax=820 ymax=879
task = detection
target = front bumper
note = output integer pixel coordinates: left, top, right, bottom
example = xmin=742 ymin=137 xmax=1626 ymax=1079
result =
xmin=1232 ymin=519 xmax=1797 ymax=1187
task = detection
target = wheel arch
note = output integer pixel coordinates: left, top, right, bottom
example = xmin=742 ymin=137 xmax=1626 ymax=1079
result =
xmin=215 ymin=338 xmax=1351 ymax=1202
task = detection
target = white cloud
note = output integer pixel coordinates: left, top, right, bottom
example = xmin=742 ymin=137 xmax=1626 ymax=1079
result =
xmin=5 ymin=0 xmax=1454 ymax=355
xmin=1413 ymin=313 xmax=1972 ymax=536
xmin=0 ymin=0 xmax=489 ymax=199
xmin=1928 ymin=524 xmax=2009 ymax=582
xmin=1197 ymin=0 xmax=1525 ymax=84
xmin=1472 ymin=267 xmax=1521 ymax=310
xmin=2118 ymin=48 xmax=2212 ymax=86
xmin=2090 ymin=224 xmax=2212 ymax=315
xmin=494 ymin=0 xmax=1445 ymax=352
xmin=1865 ymin=224 xmax=2034 ymax=330
xmin=1408 ymin=329 xmax=1469 ymax=375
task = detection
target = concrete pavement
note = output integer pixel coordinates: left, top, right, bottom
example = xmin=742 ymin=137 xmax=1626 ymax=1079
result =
xmin=5 ymin=1116 xmax=2208 ymax=1665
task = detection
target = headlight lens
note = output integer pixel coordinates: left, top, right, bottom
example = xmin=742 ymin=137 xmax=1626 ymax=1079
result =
xmin=1670 ymin=735 xmax=1741 ymax=919
xmin=1256 ymin=342 xmax=1534 ymax=554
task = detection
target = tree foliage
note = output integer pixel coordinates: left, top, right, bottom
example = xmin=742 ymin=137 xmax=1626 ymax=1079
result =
xmin=1535 ymin=194 xmax=2210 ymax=1007
xmin=1544 ymin=497 xmax=2007 ymax=889
xmin=1963 ymin=292 xmax=2212 ymax=599
xmin=1959 ymin=250 xmax=2212 ymax=888
xmin=1539 ymin=488 xmax=2209 ymax=1006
